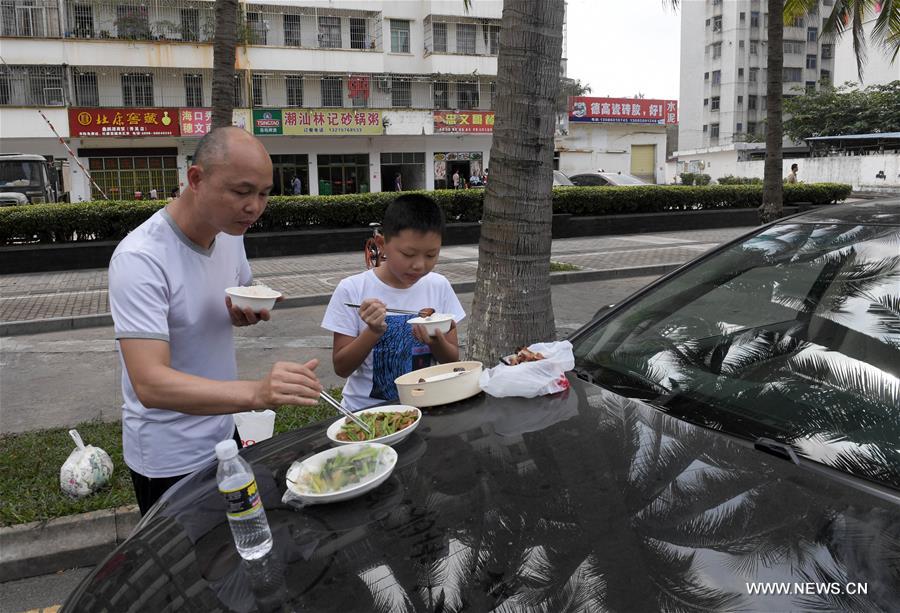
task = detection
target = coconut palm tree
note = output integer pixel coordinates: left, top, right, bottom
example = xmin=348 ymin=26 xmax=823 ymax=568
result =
xmin=211 ymin=0 xmax=239 ymax=129
xmin=467 ymin=0 xmax=566 ymax=365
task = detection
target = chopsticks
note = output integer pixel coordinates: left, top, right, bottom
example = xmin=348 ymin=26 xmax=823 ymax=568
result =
xmin=319 ymin=390 xmax=372 ymax=435
xmin=344 ymin=302 xmax=419 ymax=316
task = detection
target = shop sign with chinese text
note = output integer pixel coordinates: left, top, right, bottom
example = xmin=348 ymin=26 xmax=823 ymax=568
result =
xmin=253 ymin=109 xmax=283 ymax=135
xmin=433 ymin=111 xmax=495 ymax=133
xmin=568 ymin=97 xmax=678 ymax=125
xmin=282 ymin=109 xmax=383 ymax=135
xmin=69 ymin=108 xmax=181 ymax=137
xmin=180 ymin=109 xmax=252 ymax=135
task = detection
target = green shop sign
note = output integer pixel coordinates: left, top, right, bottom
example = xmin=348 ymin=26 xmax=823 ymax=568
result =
xmin=253 ymin=109 xmax=283 ymax=135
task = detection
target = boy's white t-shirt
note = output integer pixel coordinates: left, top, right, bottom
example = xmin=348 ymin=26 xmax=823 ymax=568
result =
xmin=109 ymin=209 xmax=252 ymax=477
xmin=322 ymin=270 xmax=466 ymax=411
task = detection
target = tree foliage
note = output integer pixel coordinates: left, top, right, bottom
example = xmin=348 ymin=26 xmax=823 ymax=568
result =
xmin=784 ymin=80 xmax=900 ymax=141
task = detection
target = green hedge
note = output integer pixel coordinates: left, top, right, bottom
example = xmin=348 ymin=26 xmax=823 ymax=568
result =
xmin=0 ymin=184 xmax=853 ymax=245
xmin=718 ymin=175 xmax=763 ymax=185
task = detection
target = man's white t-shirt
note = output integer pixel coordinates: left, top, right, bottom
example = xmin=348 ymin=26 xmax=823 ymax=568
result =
xmin=322 ymin=270 xmax=465 ymax=411
xmin=109 ymin=209 xmax=252 ymax=477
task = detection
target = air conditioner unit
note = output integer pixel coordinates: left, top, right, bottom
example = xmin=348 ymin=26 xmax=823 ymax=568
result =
xmin=375 ymin=77 xmax=390 ymax=91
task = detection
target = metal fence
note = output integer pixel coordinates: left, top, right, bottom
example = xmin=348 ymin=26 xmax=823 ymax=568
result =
xmin=71 ymin=67 xmax=250 ymax=107
xmin=0 ymin=64 xmax=67 ymax=106
xmin=61 ymin=0 xmax=216 ymax=42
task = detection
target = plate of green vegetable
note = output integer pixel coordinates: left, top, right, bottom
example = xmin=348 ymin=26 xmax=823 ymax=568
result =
xmin=285 ymin=443 xmax=397 ymax=504
xmin=326 ymin=405 xmax=422 ymax=446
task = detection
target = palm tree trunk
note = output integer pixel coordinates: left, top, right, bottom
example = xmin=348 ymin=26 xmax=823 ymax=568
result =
xmin=467 ymin=0 xmax=565 ymax=365
xmin=759 ymin=0 xmax=784 ymax=223
xmin=211 ymin=0 xmax=239 ymax=129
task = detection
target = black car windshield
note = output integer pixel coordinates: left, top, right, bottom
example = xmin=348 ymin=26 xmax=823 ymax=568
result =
xmin=573 ymin=221 xmax=900 ymax=489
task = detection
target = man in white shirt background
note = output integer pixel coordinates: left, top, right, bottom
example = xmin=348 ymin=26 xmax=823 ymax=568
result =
xmin=109 ymin=127 xmax=322 ymax=514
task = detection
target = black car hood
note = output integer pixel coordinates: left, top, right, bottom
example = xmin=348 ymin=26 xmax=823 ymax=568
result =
xmin=66 ymin=378 xmax=900 ymax=612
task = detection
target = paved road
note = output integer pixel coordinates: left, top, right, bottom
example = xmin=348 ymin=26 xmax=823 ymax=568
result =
xmin=0 ymin=228 xmax=750 ymax=326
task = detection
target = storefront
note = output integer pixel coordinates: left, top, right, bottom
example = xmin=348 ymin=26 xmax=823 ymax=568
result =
xmin=431 ymin=110 xmax=493 ymax=189
xmin=380 ymin=152 xmax=426 ymax=191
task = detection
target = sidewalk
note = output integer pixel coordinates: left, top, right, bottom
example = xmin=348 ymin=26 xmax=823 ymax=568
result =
xmin=0 ymin=227 xmax=752 ymax=336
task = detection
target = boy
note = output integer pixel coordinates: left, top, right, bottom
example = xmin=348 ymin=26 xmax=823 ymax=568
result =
xmin=322 ymin=194 xmax=465 ymax=411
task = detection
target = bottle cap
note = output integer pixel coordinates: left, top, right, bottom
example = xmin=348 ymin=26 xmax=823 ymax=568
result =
xmin=215 ymin=439 xmax=239 ymax=461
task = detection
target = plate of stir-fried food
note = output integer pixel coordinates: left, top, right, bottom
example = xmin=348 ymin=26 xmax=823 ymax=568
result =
xmin=285 ymin=443 xmax=397 ymax=504
xmin=326 ymin=405 xmax=422 ymax=446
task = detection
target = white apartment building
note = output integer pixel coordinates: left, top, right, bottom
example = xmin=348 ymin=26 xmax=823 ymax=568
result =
xmin=676 ymin=0 xmax=843 ymax=176
xmin=0 ymin=0 xmax=526 ymax=201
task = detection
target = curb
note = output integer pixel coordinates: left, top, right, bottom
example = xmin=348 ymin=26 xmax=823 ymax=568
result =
xmin=0 ymin=263 xmax=683 ymax=337
xmin=0 ymin=505 xmax=139 ymax=583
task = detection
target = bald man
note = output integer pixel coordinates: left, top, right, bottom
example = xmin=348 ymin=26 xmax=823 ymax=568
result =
xmin=109 ymin=127 xmax=322 ymax=514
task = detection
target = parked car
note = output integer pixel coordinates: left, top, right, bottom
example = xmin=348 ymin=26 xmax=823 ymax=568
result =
xmin=569 ymin=171 xmax=648 ymax=186
xmin=65 ymin=200 xmax=900 ymax=612
xmin=552 ymin=170 xmax=574 ymax=186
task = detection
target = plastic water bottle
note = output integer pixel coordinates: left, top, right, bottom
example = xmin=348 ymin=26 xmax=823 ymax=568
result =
xmin=215 ymin=439 xmax=273 ymax=560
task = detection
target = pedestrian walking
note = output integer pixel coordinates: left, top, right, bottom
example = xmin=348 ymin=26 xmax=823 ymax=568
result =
xmin=108 ymin=127 xmax=322 ymax=515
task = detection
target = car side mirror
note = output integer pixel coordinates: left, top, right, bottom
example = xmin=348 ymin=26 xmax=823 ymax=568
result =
xmin=592 ymin=304 xmax=615 ymax=320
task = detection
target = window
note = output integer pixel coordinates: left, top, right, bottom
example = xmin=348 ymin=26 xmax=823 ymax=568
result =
xmin=748 ymin=94 xmax=757 ymax=110
xmin=72 ymin=3 xmax=94 ymax=38
xmin=806 ymin=54 xmax=817 ymax=69
xmin=233 ymin=75 xmax=244 ymax=107
xmin=457 ymin=81 xmax=479 ymax=109
xmin=784 ymin=40 xmax=804 ymax=54
xmin=704 ymin=72 xmax=709 ymax=81
xmin=739 ymin=40 xmax=745 ymax=49
xmin=284 ymin=14 xmax=301 ymax=46
xmin=350 ymin=17 xmax=367 ymax=49
xmin=181 ymin=8 xmax=199 ymax=41
xmin=748 ymin=121 xmax=756 ymax=134
xmin=807 ymin=26 xmax=818 ymax=42
xmin=806 ymin=81 xmax=817 ymax=93
xmin=121 ymin=73 xmax=153 ymax=106
xmin=703 ymin=98 xmax=709 ymax=106
xmin=390 ymin=19 xmax=410 ymax=53
xmin=736 ymin=122 xmax=743 ymax=133
xmin=750 ymin=40 xmax=758 ymax=54
xmin=319 ymin=16 xmax=341 ymax=48
xmin=783 ymin=67 xmax=803 ymax=82
xmin=487 ymin=24 xmax=500 ymax=55
xmin=710 ymin=123 xmax=720 ymax=138
xmin=246 ymin=12 xmax=266 ymax=45
xmin=317 ymin=154 xmax=369 ymax=195
xmin=821 ymin=44 xmax=833 ymax=59
xmin=738 ymin=67 xmax=744 ymax=78
xmin=286 ymin=75 xmax=303 ymax=107
xmin=251 ymin=74 xmax=265 ymax=106
xmin=116 ymin=5 xmax=150 ymax=39
xmin=788 ymin=16 xmax=804 ymax=28
xmin=321 ymin=76 xmax=342 ymax=107
xmin=490 ymin=81 xmax=496 ymax=107
xmin=74 ymin=71 xmax=98 ymax=106
xmin=712 ymin=42 xmax=722 ymax=58
xmin=749 ymin=67 xmax=759 ymax=82
xmin=433 ymin=22 xmax=447 ymax=52
xmin=750 ymin=11 xmax=759 ymax=27
xmin=711 ymin=70 xmax=721 ymax=85
xmin=184 ymin=74 xmax=203 ymax=107
xmin=457 ymin=23 xmax=476 ymax=54
xmin=712 ymin=15 xmax=722 ymax=32
xmin=702 ymin=124 xmax=708 ymax=133
xmin=434 ymin=81 xmax=449 ymax=108
xmin=821 ymin=69 xmax=831 ymax=85
xmin=737 ymin=95 xmax=743 ymax=106
xmin=711 ymin=96 xmax=720 ymax=111
xmin=391 ymin=78 xmax=411 ymax=107
xmin=740 ymin=11 xmax=745 ymax=22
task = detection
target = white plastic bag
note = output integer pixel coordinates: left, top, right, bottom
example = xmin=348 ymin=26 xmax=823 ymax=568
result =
xmin=60 ymin=429 xmax=114 ymax=498
xmin=478 ymin=341 xmax=575 ymax=398
xmin=234 ymin=410 xmax=276 ymax=446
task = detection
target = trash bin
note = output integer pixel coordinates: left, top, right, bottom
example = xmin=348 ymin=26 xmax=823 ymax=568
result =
xmin=318 ymin=180 xmax=332 ymax=195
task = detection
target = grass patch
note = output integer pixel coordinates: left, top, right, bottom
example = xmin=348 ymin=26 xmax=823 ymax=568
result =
xmin=0 ymin=389 xmax=342 ymax=527
xmin=550 ymin=261 xmax=580 ymax=272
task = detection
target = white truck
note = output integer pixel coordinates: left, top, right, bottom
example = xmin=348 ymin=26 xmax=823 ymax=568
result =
xmin=0 ymin=153 xmax=61 ymax=206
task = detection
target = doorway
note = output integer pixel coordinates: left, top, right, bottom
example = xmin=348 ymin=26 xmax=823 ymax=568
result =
xmin=271 ymin=154 xmax=309 ymax=195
